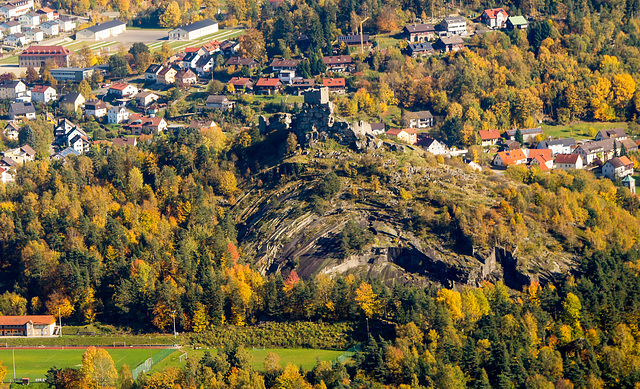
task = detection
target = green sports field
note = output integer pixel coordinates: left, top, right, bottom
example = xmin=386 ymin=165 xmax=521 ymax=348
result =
xmin=0 ymin=348 xmax=172 ymax=381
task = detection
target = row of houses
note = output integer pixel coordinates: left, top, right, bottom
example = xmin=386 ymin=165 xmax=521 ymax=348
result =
xmin=0 ymin=6 xmax=76 ymax=46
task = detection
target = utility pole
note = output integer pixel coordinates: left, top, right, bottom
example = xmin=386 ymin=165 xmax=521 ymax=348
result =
xmin=359 ymin=17 xmax=370 ymax=54
xmin=58 ymin=307 xmax=62 ymax=338
xmin=171 ymin=311 xmax=176 ymax=339
xmin=12 ymin=349 xmax=15 ymax=381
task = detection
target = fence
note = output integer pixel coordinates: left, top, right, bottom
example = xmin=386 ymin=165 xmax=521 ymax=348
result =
xmin=331 ymin=344 xmax=361 ymax=365
xmin=131 ymin=348 xmax=175 ymax=379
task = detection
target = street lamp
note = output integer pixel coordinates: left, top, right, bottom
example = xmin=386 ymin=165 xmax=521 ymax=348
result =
xmin=171 ymin=311 xmax=177 ymax=339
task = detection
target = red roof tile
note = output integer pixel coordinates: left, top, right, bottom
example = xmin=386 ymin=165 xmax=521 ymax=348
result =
xmin=0 ymin=315 xmax=56 ymax=326
xmin=479 ymin=129 xmax=501 ymax=141
xmin=322 ymin=78 xmax=345 ymax=87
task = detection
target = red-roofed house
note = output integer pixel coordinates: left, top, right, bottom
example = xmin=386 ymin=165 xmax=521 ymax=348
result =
xmin=30 ymin=84 xmax=56 ymax=103
xmin=255 ymin=78 xmax=283 ymax=95
xmin=184 ymin=47 xmax=200 ymax=53
xmin=109 ymin=82 xmax=138 ymax=97
xmin=554 ymin=154 xmax=583 ymax=170
xmin=493 ymin=149 xmax=527 ymax=166
xmin=481 ymin=8 xmax=509 ymax=29
xmin=0 ymin=315 xmax=58 ymax=336
xmin=386 ymin=128 xmax=417 ymax=145
xmin=527 ymin=148 xmax=553 ymax=170
xmin=322 ymin=78 xmax=346 ymax=94
xmin=479 ymin=129 xmax=501 ymax=146
xmin=127 ymin=116 xmax=167 ymax=135
xmin=229 ymin=77 xmax=254 ymax=92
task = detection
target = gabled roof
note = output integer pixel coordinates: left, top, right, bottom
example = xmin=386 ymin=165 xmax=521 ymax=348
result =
xmin=145 ymin=64 xmax=163 ymax=74
xmin=527 ymin=148 xmax=552 ymax=162
xmin=555 ymin=154 xmax=581 ymax=164
xmin=112 ymin=137 xmax=137 ymax=147
xmin=409 ymin=42 xmax=434 ymax=51
xmin=479 ymin=129 xmax=501 ymax=141
xmin=0 ymin=80 xmax=24 ymax=89
xmin=442 ymin=16 xmax=466 ymax=23
xmin=370 ymin=122 xmax=385 ymax=131
xmin=322 ymin=78 xmax=345 ymax=87
xmin=597 ymin=128 xmax=627 ymax=139
xmin=605 ymin=156 xmax=633 ymax=169
xmin=291 ymin=78 xmax=314 ymax=88
xmin=81 ymin=20 xmax=125 ymax=33
xmin=229 ymin=77 xmax=253 ymax=87
xmin=0 ymin=315 xmax=56 ymax=326
xmin=439 ymin=35 xmax=464 ymax=45
xmin=173 ymin=19 xmax=217 ymax=33
xmin=184 ymin=47 xmax=200 ymax=53
xmin=206 ymin=95 xmax=230 ymax=104
xmin=256 ymin=78 xmax=281 ymax=87
xmin=270 ymin=58 xmax=301 ymax=68
xmin=225 ymin=57 xmax=258 ymax=67
xmin=496 ymin=149 xmax=526 ymax=165
xmin=508 ymin=16 xmax=528 ymax=26
xmin=10 ymin=102 xmax=35 ymax=115
xmin=483 ymin=8 xmax=508 ymax=18
xmin=322 ymin=55 xmax=352 ymax=65
xmin=338 ymin=34 xmax=370 ymax=44
xmin=405 ymin=110 xmax=433 ymax=120
xmin=183 ymin=51 xmax=199 ymax=61
xmin=538 ymin=138 xmax=576 ymax=148
xmin=386 ymin=128 xmax=417 ymax=136
xmin=20 ymin=145 xmax=36 ymax=156
xmin=506 ymin=127 xmax=543 ymax=136
xmin=60 ymin=92 xmax=83 ymax=104
xmin=404 ymin=23 xmax=435 ymax=33
xmin=109 ymin=82 xmax=134 ymax=91
xmin=85 ymin=99 xmax=107 ymax=109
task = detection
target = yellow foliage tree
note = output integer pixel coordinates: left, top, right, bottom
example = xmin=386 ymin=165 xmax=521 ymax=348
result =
xmin=354 ymin=282 xmax=380 ymax=319
xmin=436 ymin=288 xmax=464 ymax=322
xmin=81 ymin=347 xmax=117 ymax=389
xmin=192 ymin=303 xmax=210 ymax=333
xmin=46 ymin=292 xmax=74 ymax=318
xmin=159 ymin=1 xmax=182 ymax=28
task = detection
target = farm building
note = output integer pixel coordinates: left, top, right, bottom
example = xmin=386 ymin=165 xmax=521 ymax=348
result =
xmin=168 ymin=19 xmax=218 ymax=41
xmin=76 ymin=20 xmax=126 ymax=40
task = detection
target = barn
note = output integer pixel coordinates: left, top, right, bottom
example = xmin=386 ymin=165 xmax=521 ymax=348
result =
xmin=168 ymin=19 xmax=218 ymax=41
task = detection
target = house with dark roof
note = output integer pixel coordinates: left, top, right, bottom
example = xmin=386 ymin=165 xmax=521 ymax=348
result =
xmin=225 ymin=57 xmax=259 ymax=68
xmin=84 ymin=99 xmax=107 ymax=118
xmin=322 ymin=55 xmax=353 ymax=72
xmin=76 ymin=20 xmax=126 ymax=40
xmin=0 ymin=80 xmax=27 ymax=99
xmin=206 ymin=95 xmax=235 ymax=110
xmin=404 ymin=110 xmax=434 ymax=128
xmin=145 ymin=64 xmax=164 ymax=82
xmin=290 ymin=78 xmax=315 ymax=95
xmin=505 ymin=127 xmax=543 ymax=143
xmin=59 ymin=92 xmax=85 ymax=112
xmin=270 ymin=58 xmax=301 ymax=72
xmin=337 ymin=34 xmax=370 ymax=47
xmin=438 ymin=16 xmax=467 ymax=36
xmin=168 ymin=19 xmax=218 ymax=40
xmin=403 ymin=23 xmax=435 ymax=42
xmin=603 ymin=156 xmax=634 ymax=179
xmin=9 ymin=102 xmax=36 ymax=121
xmin=595 ymin=128 xmax=627 ymax=141
xmin=408 ymin=42 xmax=434 ymax=57
xmin=434 ymin=35 xmax=465 ymax=52
xmin=536 ymin=138 xmax=576 ymax=155
xmin=51 ymin=147 xmax=81 ymax=161
xmin=573 ymin=139 xmax=619 ymax=165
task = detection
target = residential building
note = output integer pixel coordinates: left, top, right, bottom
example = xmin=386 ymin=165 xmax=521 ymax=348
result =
xmin=54 ymin=119 xmax=89 ymax=153
xmin=0 ymin=0 xmax=34 ymax=19
xmin=290 ymin=78 xmax=315 ymax=95
xmin=18 ymin=45 xmax=70 ymax=68
xmin=481 ymin=8 xmax=509 ymax=29
xmin=112 ymin=137 xmax=137 ymax=147
xmin=59 ymin=92 xmax=85 ymax=112
xmin=403 ymin=23 xmax=436 ymax=42
xmin=322 ymin=55 xmax=353 ymax=72
xmin=108 ymin=105 xmax=129 ymax=124
xmin=479 ymin=129 xmax=501 ymax=146
xmin=55 ymin=16 xmax=76 ymax=32
xmin=205 ymin=95 xmax=235 ymax=110
xmin=168 ymin=19 xmax=218 ymax=40
xmin=220 ymin=40 xmax=239 ymax=55
xmin=422 ymin=137 xmax=447 ymax=155
xmin=322 ymin=78 xmax=346 ymax=94
xmin=1 ymin=20 xmax=21 ymax=34
xmin=145 ymin=64 xmax=164 ymax=82
xmin=0 ymin=315 xmax=57 ymax=336
xmin=554 ymin=154 xmax=583 ymax=170
xmin=408 ymin=42 xmax=434 ymax=57
xmin=438 ymin=16 xmax=467 ymax=36
xmin=573 ymin=139 xmax=618 ymax=165
xmin=200 ymin=40 xmax=221 ymax=55
xmin=337 ymin=34 xmax=371 ymax=48
xmin=602 ymin=156 xmax=634 ymax=179
xmin=493 ymin=149 xmax=527 ymax=166
xmin=51 ymin=147 xmax=80 ymax=160
xmin=270 ymin=58 xmax=301 ymax=72
xmin=505 ymin=127 xmax=544 ymax=143
xmin=225 ymin=56 xmax=259 ymax=68
xmin=0 ymin=80 xmax=27 ymax=99
xmin=108 ymin=82 xmax=138 ymax=97
xmin=536 ymin=138 xmax=576 ymax=155
xmin=48 ymin=67 xmax=93 ymax=82
xmin=434 ymin=35 xmax=465 ymax=52
xmin=127 ymin=115 xmax=167 ymax=135
xmin=181 ymin=51 xmax=200 ymax=69
xmin=4 ymin=122 xmax=19 ymax=139
xmin=595 ymin=128 xmax=627 ymax=141
xmin=0 ymin=167 xmax=15 ymax=183
xmin=4 ymin=33 xmax=27 ymax=46
xmin=507 ymin=16 xmax=528 ymax=30
xmin=526 ymin=148 xmax=553 ymax=171
xmin=176 ymin=69 xmax=197 ymax=84
xmin=195 ymin=55 xmax=214 ymax=75
xmin=386 ymin=128 xmax=417 ymax=145
xmin=3 ymin=145 xmax=36 ymax=164
xmin=134 ymin=91 xmax=159 ymax=107
xmin=76 ymin=20 xmax=126 ymax=40
xmin=24 ymin=28 xmax=43 ymax=42
xmin=404 ymin=110 xmax=434 ymax=128
xmin=30 ymin=84 xmax=56 ymax=103
xmin=228 ymin=77 xmax=254 ymax=92
xmin=255 ymin=78 xmax=283 ymax=95
xmin=18 ymin=11 xmax=40 ymax=28
xmin=84 ymin=99 xmax=107 ymax=118
xmin=370 ymin=122 xmax=386 ymax=135
xmin=621 ymin=138 xmax=639 ymax=153
xmin=36 ymin=6 xmax=56 ymax=21
xmin=157 ymin=66 xmax=178 ymax=84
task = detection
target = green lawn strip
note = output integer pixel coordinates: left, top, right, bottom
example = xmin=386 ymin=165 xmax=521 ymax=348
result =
xmin=0 ymin=56 xmax=19 ymax=65
xmin=0 ymin=348 xmax=171 ymax=381
xmin=149 ymin=347 xmax=346 ymax=374
xmin=0 ymin=333 xmax=183 ymax=347
xmin=541 ymin=121 xmax=629 ymax=140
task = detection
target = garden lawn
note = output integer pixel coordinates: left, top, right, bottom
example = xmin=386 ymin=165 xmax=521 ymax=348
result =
xmin=0 ymin=348 xmax=172 ymax=382
xmin=541 ymin=121 xmax=629 ymax=140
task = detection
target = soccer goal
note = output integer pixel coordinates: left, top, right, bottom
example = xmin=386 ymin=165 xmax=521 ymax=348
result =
xmin=113 ymin=342 xmax=126 ymax=347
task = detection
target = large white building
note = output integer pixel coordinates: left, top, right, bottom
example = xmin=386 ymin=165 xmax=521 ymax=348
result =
xmin=0 ymin=0 xmax=34 ymax=19
xmin=76 ymin=19 xmax=126 ymax=40
xmin=168 ymin=19 xmax=218 ymax=41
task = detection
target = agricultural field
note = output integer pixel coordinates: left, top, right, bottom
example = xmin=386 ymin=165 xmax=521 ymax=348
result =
xmin=0 ymin=348 xmax=174 ymax=382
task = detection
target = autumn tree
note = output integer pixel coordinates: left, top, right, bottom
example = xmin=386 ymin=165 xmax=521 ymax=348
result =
xmin=81 ymin=347 xmax=117 ymax=389
xmin=237 ymin=29 xmax=267 ymax=64
xmin=159 ymin=1 xmax=182 ymax=28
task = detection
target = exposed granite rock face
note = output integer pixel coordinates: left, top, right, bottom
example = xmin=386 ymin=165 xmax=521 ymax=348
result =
xmin=259 ymin=87 xmax=380 ymax=150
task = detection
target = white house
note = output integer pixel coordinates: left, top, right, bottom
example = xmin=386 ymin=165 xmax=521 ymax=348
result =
xmin=84 ymin=99 xmax=108 ymax=118
xmin=1 ymin=20 xmax=22 ymax=34
xmin=4 ymin=33 xmax=28 ymax=47
xmin=438 ymin=16 xmax=467 ymax=36
xmin=24 ymin=28 xmax=43 ymax=42
xmin=422 ymin=137 xmax=447 ymax=155
xmin=0 ymin=80 xmax=27 ymax=99
xmin=108 ymin=105 xmax=130 ymax=124
xmin=554 ymin=154 xmax=583 ymax=170
xmin=76 ymin=20 xmax=126 ymax=40
xmin=39 ymin=21 xmax=59 ymax=36
xmin=9 ymin=102 xmax=36 ymax=121
xmin=168 ymin=19 xmax=218 ymax=41
xmin=404 ymin=110 xmax=434 ymax=128
xmin=108 ymin=82 xmax=138 ymax=97
xmin=537 ymin=138 xmax=576 ymax=156
xmin=4 ymin=122 xmax=20 ymax=139
xmin=55 ymin=16 xmax=75 ymax=32
xmin=30 ymin=85 xmax=56 ymax=103
xmin=481 ymin=8 xmax=509 ymax=29
xmin=0 ymin=0 xmax=35 ymax=19
xmin=573 ymin=139 xmax=618 ymax=165
xmin=602 ymin=156 xmax=634 ymax=179
xmin=18 ymin=11 xmax=40 ymax=28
